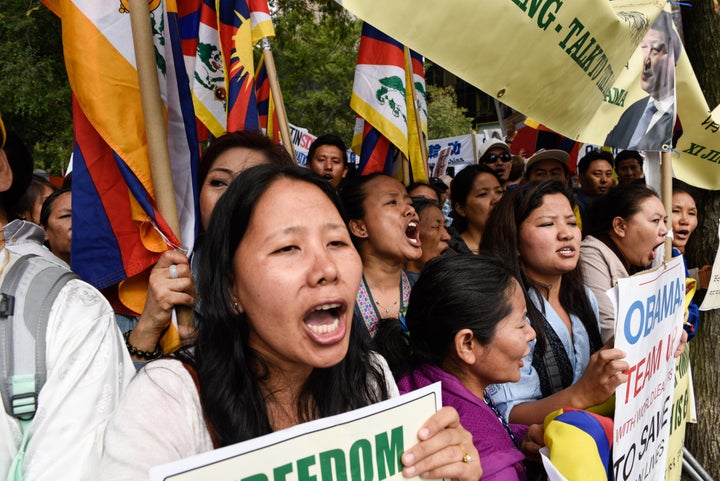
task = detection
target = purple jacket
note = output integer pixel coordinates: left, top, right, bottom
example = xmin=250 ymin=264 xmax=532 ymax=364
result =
xmin=397 ymin=364 xmax=528 ymax=481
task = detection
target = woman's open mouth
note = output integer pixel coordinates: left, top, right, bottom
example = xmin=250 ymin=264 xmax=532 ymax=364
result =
xmin=405 ymin=220 xmax=421 ymax=247
xmin=304 ymin=302 xmax=347 ymax=343
xmin=674 ymin=229 xmax=690 ymax=242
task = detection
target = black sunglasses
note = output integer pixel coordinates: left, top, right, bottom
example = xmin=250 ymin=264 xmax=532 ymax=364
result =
xmin=482 ymin=153 xmax=512 ymax=163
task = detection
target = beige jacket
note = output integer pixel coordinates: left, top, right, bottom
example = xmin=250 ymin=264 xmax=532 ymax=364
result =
xmin=580 ymin=235 xmax=629 ymax=343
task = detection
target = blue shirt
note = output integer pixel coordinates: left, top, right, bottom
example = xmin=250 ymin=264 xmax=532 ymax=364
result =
xmin=487 ymin=288 xmax=600 ymax=422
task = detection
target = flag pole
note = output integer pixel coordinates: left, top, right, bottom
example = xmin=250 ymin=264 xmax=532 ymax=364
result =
xmin=127 ymin=0 xmax=194 ymax=338
xmin=471 ymin=130 xmax=478 ymax=163
xmin=661 ymin=150 xmax=673 ymax=262
xmin=261 ymin=38 xmax=296 ymax=162
xmin=401 ymin=153 xmax=410 ymax=186
xmin=404 ymin=48 xmax=429 ymax=176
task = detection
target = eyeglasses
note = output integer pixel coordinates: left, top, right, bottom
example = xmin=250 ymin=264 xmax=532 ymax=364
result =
xmin=482 ymin=153 xmax=512 ymax=164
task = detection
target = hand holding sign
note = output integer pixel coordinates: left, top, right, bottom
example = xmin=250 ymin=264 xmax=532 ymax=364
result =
xmin=520 ymin=423 xmax=545 ymax=462
xmin=673 ymin=329 xmax=688 ymax=358
xmin=571 ymin=340 xmax=628 ymax=408
xmin=401 ymin=406 xmax=482 ymax=481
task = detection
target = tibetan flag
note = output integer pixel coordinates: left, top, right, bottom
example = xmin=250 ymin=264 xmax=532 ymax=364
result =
xmin=179 ymin=0 xmax=274 ymax=137
xmin=250 ymin=0 xmax=276 ymax=142
xmin=248 ymin=0 xmax=275 ymax=42
xmin=542 ymin=408 xmax=614 ymax=481
xmin=256 ymin=55 xmax=281 ymax=143
xmin=512 ymin=122 xmax=582 ymax=175
xmin=353 ymin=117 xmax=395 ymax=176
xmin=217 ymin=0 xmax=260 ymax=132
xmin=180 ymin=0 xmax=227 ymax=138
xmin=43 ymin=0 xmax=199 ymax=323
xmin=406 ymin=48 xmax=428 ymax=180
xmin=350 ymin=22 xmax=428 ymax=181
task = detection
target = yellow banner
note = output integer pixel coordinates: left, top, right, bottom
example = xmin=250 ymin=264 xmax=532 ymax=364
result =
xmin=672 ymin=56 xmax=720 ymax=190
xmin=338 ymin=0 xmax=720 ymax=189
xmin=576 ymin=7 xmax=720 ymax=189
xmin=338 ymin=0 xmax=664 ymax=138
xmin=664 ymin=350 xmax=696 ymax=480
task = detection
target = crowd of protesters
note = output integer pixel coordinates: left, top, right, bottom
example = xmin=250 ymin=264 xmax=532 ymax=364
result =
xmin=0 ymin=114 xmax=710 ymax=480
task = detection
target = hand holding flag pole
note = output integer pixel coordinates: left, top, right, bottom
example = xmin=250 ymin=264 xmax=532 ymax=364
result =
xmin=127 ymin=0 xmax=195 ymax=352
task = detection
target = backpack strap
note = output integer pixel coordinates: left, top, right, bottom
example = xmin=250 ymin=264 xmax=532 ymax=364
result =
xmin=0 ymin=254 xmax=78 ymax=420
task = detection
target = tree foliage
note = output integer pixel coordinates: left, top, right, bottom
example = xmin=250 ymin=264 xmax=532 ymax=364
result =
xmin=270 ymin=0 xmax=360 ymax=147
xmin=426 ymin=84 xmax=474 ymax=139
xmin=269 ymin=1 xmax=474 ymax=148
xmin=677 ymin=2 xmax=720 ymax=475
xmin=0 ymin=0 xmax=72 ymax=175
xmin=0 ymin=0 xmax=476 ymax=174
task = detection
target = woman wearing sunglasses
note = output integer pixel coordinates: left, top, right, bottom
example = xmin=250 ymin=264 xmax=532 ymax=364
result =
xmin=478 ymin=139 xmax=512 ymax=182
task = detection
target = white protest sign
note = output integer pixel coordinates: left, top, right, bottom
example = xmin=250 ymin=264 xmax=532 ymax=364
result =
xmin=150 ymin=383 xmax=441 ymax=481
xmin=289 ymin=124 xmax=316 ymax=167
xmin=612 ymin=257 xmax=685 ymax=481
xmin=431 ymin=146 xmax=451 ymax=178
xmin=427 ymin=134 xmax=475 ymax=175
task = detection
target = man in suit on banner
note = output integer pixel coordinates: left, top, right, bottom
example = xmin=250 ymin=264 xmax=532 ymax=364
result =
xmin=605 ymin=12 xmax=681 ymax=151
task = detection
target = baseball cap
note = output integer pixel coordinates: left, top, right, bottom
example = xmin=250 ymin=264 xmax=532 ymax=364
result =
xmin=524 ymin=149 xmax=569 ymax=176
xmin=477 ymin=138 xmax=510 ymax=162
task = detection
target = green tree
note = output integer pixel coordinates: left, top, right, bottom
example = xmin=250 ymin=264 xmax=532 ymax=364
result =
xmin=677 ymin=1 xmax=720 ymax=476
xmin=270 ymin=0 xmax=359 ymax=146
xmin=426 ymin=84 xmax=474 ymax=139
xmin=0 ymin=0 xmax=72 ymax=175
xmin=269 ymin=1 xmax=474 ymax=147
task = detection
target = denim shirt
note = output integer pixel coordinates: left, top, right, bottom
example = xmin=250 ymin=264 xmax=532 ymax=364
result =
xmin=487 ymin=287 xmax=600 ymax=422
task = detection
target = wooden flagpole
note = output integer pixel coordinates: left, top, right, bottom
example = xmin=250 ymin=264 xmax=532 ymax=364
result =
xmin=471 ymin=130 xmax=478 ymax=163
xmin=261 ymin=38 xmax=296 ymax=162
xmin=404 ymin=47 xmax=429 ymax=177
xmin=662 ymin=150 xmax=673 ymax=262
xmin=127 ymin=0 xmax=194 ymax=338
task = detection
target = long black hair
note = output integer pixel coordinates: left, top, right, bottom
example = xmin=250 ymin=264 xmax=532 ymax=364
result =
xmin=449 ymin=164 xmax=501 ymax=233
xmin=583 ymin=183 xmax=660 ymax=238
xmin=481 ymin=180 xmax=602 ymax=356
xmin=177 ymin=163 xmax=388 ymax=446
xmin=11 ymin=173 xmax=57 ymax=222
xmin=340 ymin=172 xmax=386 ymax=249
xmin=197 ymin=130 xmax=293 ymax=188
xmin=374 ymin=254 xmax=519 ymax=379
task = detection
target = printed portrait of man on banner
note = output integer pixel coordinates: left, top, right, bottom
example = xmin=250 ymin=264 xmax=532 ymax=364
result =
xmin=604 ymin=11 xmax=681 ymax=151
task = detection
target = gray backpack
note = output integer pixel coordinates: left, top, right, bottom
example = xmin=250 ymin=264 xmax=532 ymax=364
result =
xmin=0 ymin=253 xmax=78 ymax=479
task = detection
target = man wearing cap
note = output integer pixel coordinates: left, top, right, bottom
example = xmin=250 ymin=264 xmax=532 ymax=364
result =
xmin=574 ymin=150 xmax=615 ymax=231
xmin=477 ymin=138 xmax=512 ymax=183
xmin=0 ymin=113 xmax=134 ymax=480
xmin=523 ymin=149 xmax=570 ymax=184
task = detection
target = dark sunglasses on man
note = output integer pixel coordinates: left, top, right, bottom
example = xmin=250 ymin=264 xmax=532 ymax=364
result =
xmin=482 ymin=152 xmax=511 ymax=164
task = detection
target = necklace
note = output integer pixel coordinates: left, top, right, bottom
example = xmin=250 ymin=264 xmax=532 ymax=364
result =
xmin=484 ymin=390 xmax=519 ymax=448
xmin=357 ymin=273 xmax=411 ymax=336
xmin=374 ymin=298 xmax=399 ymax=317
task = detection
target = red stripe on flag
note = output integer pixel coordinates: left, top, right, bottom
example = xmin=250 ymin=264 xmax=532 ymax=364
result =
xmin=356 ymin=37 xmax=405 ymax=66
xmin=73 ymin=100 xmax=161 ymax=281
